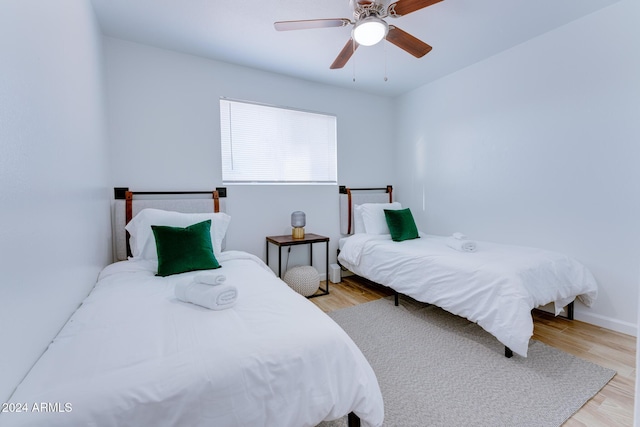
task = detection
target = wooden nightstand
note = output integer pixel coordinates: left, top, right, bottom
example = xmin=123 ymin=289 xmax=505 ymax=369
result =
xmin=266 ymin=233 xmax=329 ymax=297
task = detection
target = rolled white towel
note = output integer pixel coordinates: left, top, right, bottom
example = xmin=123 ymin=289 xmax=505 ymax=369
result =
xmin=194 ymin=272 xmax=226 ymax=286
xmin=446 ymin=236 xmax=477 ymax=252
xmin=175 ymin=281 xmax=238 ymax=310
xmin=452 ymin=232 xmax=467 ymax=240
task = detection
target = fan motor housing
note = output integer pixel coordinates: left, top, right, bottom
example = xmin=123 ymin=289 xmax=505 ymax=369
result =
xmin=353 ymin=2 xmax=386 ymax=20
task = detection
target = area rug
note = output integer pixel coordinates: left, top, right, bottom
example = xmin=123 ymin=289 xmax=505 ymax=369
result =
xmin=319 ymin=297 xmax=615 ymax=427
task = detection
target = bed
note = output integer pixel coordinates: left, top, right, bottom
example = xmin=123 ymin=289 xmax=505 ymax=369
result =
xmin=3 ymin=189 xmax=383 ymax=427
xmin=337 ymin=186 xmax=598 ymax=358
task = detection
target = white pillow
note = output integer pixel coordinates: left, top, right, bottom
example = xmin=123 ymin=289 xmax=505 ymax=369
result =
xmin=353 ymin=204 xmax=366 ymax=234
xmin=360 ymin=202 xmax=402 ymax=235
xmin=125 ymin=208 xmax=231 ymax=260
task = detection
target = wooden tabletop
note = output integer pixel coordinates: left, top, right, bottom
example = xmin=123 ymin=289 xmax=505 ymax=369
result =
xmin=266 ymin=233 xmax=329 ymax=245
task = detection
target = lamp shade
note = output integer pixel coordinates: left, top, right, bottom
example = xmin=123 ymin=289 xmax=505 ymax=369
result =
xmin=291 ymin=211 xmax=306 ymax=228
xmin=352 ymin=16 xmax=389 ymax=46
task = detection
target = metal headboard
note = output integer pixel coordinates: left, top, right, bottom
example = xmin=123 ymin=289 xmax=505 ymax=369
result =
xmin=113 ymin=188 xmax=226 ymax=260
xmin=339 ymin=186 xmax=393 ymax=234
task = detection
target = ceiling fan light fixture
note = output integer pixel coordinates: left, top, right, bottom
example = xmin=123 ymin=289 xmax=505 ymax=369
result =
xmin=352 ymin=16 xmax=388 ymax=46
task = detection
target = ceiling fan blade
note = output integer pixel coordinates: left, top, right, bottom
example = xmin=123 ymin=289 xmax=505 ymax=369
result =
xmin=274 ymin=18 xmax=351 ymax=31
xmin=387 ymin=0 xmax=443 ymax=17
xmin=330 ymin=38 xmax=359 ymax=69
xmin=386 ymin=26 xmax=432 ymax=58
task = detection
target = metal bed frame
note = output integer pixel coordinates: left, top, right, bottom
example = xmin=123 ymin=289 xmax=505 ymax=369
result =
xmin=339 ymin=185 xmax=576 ymax=359
xmin=114 ymin=188 xmax=363 ymax=426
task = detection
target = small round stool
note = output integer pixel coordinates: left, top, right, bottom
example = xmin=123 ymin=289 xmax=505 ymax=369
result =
xmin=283 ymin=266 xmax=320 ymax=297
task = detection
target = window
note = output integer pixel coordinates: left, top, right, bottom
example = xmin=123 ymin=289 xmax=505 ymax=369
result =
xmin=220 ymin=98 xmax=337 ymax=184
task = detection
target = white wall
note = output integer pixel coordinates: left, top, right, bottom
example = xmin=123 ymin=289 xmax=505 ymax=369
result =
xmin=394 ymin=0 xmax=640 ymax=335
xmin=0 ymin=1 xmax=112 ymax=402
xmin=104 ymin=38 xmax=395 ymax=271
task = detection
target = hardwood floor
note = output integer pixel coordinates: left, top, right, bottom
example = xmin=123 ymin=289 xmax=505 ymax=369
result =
xmin=311 ymin=275 xmax=636 ymax=427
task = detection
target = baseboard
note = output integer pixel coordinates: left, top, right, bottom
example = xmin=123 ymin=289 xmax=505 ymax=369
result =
xmin=521 ymin=303 xmax=636 ymax=337
xmin=575 ymin=311 xmax=637 ymax=337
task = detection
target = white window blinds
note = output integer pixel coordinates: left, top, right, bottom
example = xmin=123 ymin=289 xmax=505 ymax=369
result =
xmin=220 ymin=98 xmax=337 ymax=184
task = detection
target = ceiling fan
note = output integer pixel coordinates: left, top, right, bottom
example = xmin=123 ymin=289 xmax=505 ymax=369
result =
xmin=274 ymin=0 xmax=443 ymax=69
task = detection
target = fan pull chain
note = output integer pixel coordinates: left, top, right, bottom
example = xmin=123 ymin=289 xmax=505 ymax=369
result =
xmin=352 ymin=39 xmax=357 ymax=82
xmin=384 ymin=37 xmax=388 ymax=82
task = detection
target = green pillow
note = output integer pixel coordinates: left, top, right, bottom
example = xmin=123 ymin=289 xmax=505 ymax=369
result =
xmin=151 ymin=220 xmax=221 ymax=277
xmin=384 ymin=208 xmax=420 ymax=242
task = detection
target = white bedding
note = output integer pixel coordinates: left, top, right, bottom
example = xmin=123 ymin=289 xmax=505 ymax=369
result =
xmin=338 ymin=234 xmax=597 ymax=357
xmin=5 ymin=251 xmax=383 ymax=427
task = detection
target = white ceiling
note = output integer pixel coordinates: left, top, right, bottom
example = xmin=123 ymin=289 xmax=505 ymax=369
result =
xmin=90 ymin=0 xmax=619 ymax=97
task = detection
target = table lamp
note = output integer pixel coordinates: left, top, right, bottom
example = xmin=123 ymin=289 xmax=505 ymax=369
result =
xmin=291 ymin=211 xmax=306 ymax=239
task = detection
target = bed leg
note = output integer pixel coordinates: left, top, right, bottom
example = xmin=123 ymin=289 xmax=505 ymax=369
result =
xmin=505 ymin=346 xmax=513 ymax=358
xmin=394 ymin=291 xmax=399 ymax=306
xmin=347 ymin=412 xmax=361 ymax=427
xmin=567 ymin=301 xmax=574 ymax=320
